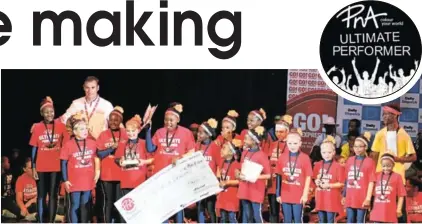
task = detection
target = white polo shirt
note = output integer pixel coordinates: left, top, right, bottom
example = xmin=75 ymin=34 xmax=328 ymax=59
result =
xmin=61 ymin=96 xmax=113 ymax=139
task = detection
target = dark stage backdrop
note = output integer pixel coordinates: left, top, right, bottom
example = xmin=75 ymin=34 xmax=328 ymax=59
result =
xmin=1 ymin=69 xmax=288 ymax=158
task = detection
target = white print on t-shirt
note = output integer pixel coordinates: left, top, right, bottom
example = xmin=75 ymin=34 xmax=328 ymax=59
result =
xmin=38 ymin=131 xmax=61 ymax=142
xmin=221 ymin=169 xmax=232 ymax=181
xmin=270 ymin=147 xmax=283 ymax=161
xmin=347 ymin=165 xmax=364 ymax=189
xmin=158 ymin=137 xmax=182 ymax=155
xmin=23 ymin=184 xmax=37 ymax=197
xmin=374 ymin=181 xmax=393 ymax=203
xmin=158 ymin=138 xmax=181 ymax=146
xmin=38 ymin=130 xmax=61 ymax=150
xmin=3 ymin=175 xmax=12 ymax=196
xmin=282 ymin=164 xmax=303 ymax=186
xmin=203 ymin=156 xmax=212 ymax=162
xmin=72 ymin=149 xmax=94 ymax=168
xmin=104 ymin=137 xmax=121 ymax=148
xmin=409 ymin=204 xmax=422 ymax=214
xmin=317 ymin=169 xmax=333 ymax=192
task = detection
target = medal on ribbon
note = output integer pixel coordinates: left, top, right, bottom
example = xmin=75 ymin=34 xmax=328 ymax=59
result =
xmin=287 ymin=152 xmax=299 ymax=183
xmin=44 ymin=121 xmax=56 ymax=148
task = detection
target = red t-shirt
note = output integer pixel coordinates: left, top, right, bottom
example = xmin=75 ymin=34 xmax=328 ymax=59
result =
xmin=15 ymin=174 xmax=37 ymax=202
xmin=275 ymin=151 xmax=312 ymax=204
xmin=29 ymin=120 xmax=69 ymax=172
xmin=151 ymin=126 xmax=195 ymax=174
xmin=237 ymin=149 xmax=271 ymax=203
xmin=60 ymin=138 xmax=97 ymax=192
xmin=370 ymin=172 xmax=406 ymax=223
xmin=313 ymin=160 xmax=345 ymax=213
xmin=96 ymin=128 xmax=128 ymax=181
xmin=195 ymin=141 xmax=221 ymax=174
xmin=216 ymin=159 xmax=241 ymax=212
xmin=115 ymin=139 xmax=148 ymax=189
xmin=344 ymin=156 xmax=376 ymax=209
xmin=267 ymin=141 xmax=287 ymax=194
xmin=407 ymin=192 xmax=422 ymax=222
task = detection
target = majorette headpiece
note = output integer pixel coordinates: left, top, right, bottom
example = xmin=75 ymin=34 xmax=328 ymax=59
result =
xmin=247 ymin=126 xmax=266 ymax=143
xmin=40 ymin=96 xmax=54 ymax=111
xmin=201 ymin=118 xmax=218 ymax=137
xmin=250 ymin=108 xmax=267 ymax=122
xmin=223 ymin=110 xmax=239 ymax=130
xmin=110 ymin=106 xmax=124 ymax=119
xmin=165 ymin=102 xmax=183 ymax=119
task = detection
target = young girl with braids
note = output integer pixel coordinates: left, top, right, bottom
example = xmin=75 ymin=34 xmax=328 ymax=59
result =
xmin=195 ymin=118 xmax=221 ymax=223
xmin=215 ymin=110 xmax=241 ymax=147
xmin=96 ymin=106 xmax=128 ymax=223
xmin=216 ymin=139 xmax=242 ymax=223
xmin=29 ymin=96 xmax=69 ymax=222
xmin=343 ymin=132 xmax=376 ymax=223
xmin=60 ymin=112 xmax=100 ymax=223
xmin=369 ymin=153 xmax=406 ymax=223
xmin=275 ymin=128 xmax=312 ymax=223
xmin=236 ymin=126 xmax=271 ymax=223
xmin=313 ymin=136 xmax=345 ymax=223
xmin=144 ymin=102 xmax=196 ymax=223
xmin=240 ymin=108 xmax=271 ymax=152
xmin=266 ymin=114 xmax=292 ymax=223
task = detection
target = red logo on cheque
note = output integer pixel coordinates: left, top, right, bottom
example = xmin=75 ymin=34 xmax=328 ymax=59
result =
xmin=122 ymin=198 xmax=135 ymax=211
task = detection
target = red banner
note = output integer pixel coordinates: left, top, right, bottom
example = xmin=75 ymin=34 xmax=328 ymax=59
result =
xmin=287 ymin=69 xmax=331 ymax=101
xmin=286 ymin=90 xmax=337 ymax=154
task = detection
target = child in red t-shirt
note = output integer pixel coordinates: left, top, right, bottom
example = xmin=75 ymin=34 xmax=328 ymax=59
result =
xmin=313 ymin=136 xmax=345 ymax=223
xmin=60 ymin=113 xmax=100 ymax=223
xmin=144 ymin=103 xmax=196 ymax=223
xmin=370 ymin=153 xmax=406 ymax=223
xmin=343 ymin=132 xmax=376 ymax=223
xmin=239 ymin=109 xmax=270 ymax=151
xmin=195 ymin=118 xmax=221 ymax=223
xmin=406 ymin=179 xmax=422 ymax=222
xmin=116 ymin=115 xmax=153 ymax=194
xmin=275 ymin=128 xmax=312 ymax=223
xmin=267 ymin=114 xmax=291 ymax=223
xmin=216 ymin=139 xmax=242 ymax=223
xmin=96 ymin=106 xmax=128 ymax=223
xmin=236 ymin=126 xmax=271 ymax=223
xmin=215 ymin=110 xmax=242 ymax=148
xmin=29 ymin=96 xmax=69 ymax=223
xmin=15 ymin=158 xmax=37 ymax=220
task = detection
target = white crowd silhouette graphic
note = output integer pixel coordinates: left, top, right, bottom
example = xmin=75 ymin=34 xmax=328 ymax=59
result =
xmin=327 ymin=57 xmax=419 ymax=98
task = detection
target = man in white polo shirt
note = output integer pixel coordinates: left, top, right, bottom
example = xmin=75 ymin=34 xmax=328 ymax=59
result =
xmin=60 ymin=76 xmax=114 ymax=140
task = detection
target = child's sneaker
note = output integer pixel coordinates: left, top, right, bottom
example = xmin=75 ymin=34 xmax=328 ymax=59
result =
xmin=24 ymin=212 xmax=37 ymax=222
xmin=2 ymin=209 xmax=17 ymax=219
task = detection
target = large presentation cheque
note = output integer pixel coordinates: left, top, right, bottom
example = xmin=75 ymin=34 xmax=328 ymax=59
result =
xmin=114 ymin=151 xmax=222 ymax=224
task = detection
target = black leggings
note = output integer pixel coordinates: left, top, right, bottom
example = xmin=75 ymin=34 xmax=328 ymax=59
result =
xmin=268 ymin=194 xmax=280 ymax=223
xmin=101 ymin=181 xmax=121 ymax=223
xmin=36 ymin=171 xmax=60 ymax=223
xmin=94 ymin=180 xmax=104 ymax=222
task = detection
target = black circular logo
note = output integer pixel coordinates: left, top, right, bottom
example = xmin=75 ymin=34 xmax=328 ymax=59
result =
xmin=319 ymin=0 xmax=422 ymax=104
